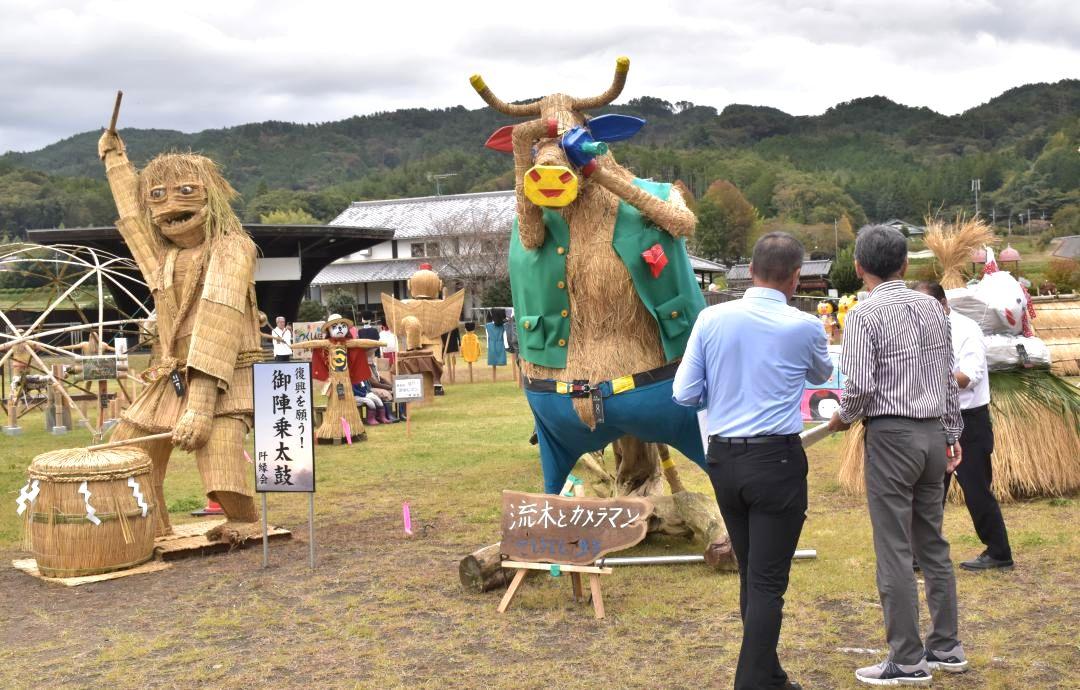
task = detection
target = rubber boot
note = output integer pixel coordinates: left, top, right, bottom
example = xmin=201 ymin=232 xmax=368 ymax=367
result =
xmin=379 ymin=406 xmax=397 ymax=423
xmin=363 ymin=407 xmax=380 ymax=425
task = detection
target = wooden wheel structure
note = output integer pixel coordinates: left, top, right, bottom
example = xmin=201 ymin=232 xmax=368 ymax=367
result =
xmin=0 ymin=243 xmax=153 ymax=438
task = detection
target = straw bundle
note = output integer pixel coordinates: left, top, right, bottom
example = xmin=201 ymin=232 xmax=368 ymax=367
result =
xmin=24 ymin=446 xmax=156 ymax=577
xmin=838 ymin=371 xmax=1080 ymax=501
xmin=1030 ymin=297 xmax=1080 ymax=376
xmin=922 ymin=215 xmax=997 ymax=289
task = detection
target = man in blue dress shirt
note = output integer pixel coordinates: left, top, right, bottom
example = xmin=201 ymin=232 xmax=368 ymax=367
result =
xmin=674 ymin=232 xmax=832 ymax=690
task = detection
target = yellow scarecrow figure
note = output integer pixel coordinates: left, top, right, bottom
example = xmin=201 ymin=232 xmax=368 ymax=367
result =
xmin=289 ymin=314 xmax=383 ymax=444
xmin=98 ymin=127 xmax=264 ymax=542
xmin=837 ymin=294 xmax=858 ymax=331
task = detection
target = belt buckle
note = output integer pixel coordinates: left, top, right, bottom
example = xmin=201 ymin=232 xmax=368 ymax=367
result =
xmin=569 ymin=380 xmax=591 ymax=399
xmin=611 ymin=374 xmax=635 ymax=395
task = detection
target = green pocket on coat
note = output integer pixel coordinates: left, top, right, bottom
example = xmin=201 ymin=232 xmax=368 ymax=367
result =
xmin=654 ymin=295 xmax=690 ymax=340
xmin=518 ymin=314 xmax=546 ymax=350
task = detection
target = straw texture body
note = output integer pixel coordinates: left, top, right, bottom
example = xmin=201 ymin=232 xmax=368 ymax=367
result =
xmin=27 ymin=447 xmax=156 ymax=577
xmin=1030 ymin=297 xmax=1080 ymax=376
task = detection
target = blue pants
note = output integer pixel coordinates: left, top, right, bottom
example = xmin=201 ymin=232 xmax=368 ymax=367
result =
xmin=525 ymin=377 xmax=706 ymax=493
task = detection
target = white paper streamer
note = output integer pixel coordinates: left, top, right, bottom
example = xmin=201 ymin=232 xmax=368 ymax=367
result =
xmin=127 ymin=476 xmax=148 ymax=517
xmin=15 ymin=479 xmax=40 ymax=515
xmin=78 ymin=480 xmax=102 ymax=526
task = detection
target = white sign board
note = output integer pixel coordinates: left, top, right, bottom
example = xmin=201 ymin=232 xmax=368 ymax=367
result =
xmin=254 ymin=256 xmax=302 ymax=282
xmin=253 ymin=362 xmax=315 ymax=492
xmin=393 ymin=374 xmax=425 ymax=402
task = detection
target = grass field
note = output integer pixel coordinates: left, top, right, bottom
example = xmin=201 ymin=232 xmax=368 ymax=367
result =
xmin=1 ymin=376 xmax=1078 ymax=689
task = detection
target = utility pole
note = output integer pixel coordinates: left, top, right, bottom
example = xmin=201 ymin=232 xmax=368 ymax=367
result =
xmin=970 ymin=179 xmax=981 ymax=217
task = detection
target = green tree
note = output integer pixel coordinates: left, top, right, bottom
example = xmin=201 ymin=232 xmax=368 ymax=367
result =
xmin=296 ymin=299 xmax=326 ymax=322
xmin=693 ymin=180 xmax=758 ymax=262
xmin=259 ymin=208 xmax=320 ymax=225
xmin=324 ymin=289 xmax=357 ymax=321
xmin=829 ymin=246 xmax=862 ymax=295
xmin=481 ymin=278 xmax=512 ymax=308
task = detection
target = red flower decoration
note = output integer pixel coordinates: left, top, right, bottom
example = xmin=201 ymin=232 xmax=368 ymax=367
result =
xmin=641 ymin=243 xmax=668 ymax=278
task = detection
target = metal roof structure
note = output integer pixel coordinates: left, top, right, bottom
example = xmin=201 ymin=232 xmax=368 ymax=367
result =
xmin=1053 ymin=235 xmax=1080 ymax=260
xmin=330 ymin=191 xmax=515 ymax=238
xmin=726 ymin=259 xmax=832 ymax=283
xmin=27 ymin=224 xmax=393 ymax=320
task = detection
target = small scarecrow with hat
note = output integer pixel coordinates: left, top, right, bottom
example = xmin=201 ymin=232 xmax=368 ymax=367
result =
xmin=289 ymin=314 xmax=383 ymax=444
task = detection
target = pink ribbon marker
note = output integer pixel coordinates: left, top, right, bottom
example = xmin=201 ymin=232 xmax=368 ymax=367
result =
xmin=403 ymin=501 xmax=413 ymax=536
xmin=341 ymin=417 xmax=352 ymax=445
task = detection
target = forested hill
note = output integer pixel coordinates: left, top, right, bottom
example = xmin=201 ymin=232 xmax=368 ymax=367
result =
xmin=1 ymin=79 xmax=1077 ymax=245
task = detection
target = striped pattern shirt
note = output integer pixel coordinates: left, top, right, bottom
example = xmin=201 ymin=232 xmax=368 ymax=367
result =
xmin=838 ymin=280 xmax=963 ymax=441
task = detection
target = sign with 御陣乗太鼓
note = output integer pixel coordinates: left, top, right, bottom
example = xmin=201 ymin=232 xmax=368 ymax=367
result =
xmin=499 ymin=490 xmax=653 ymax=566
xmin=252 ymin=361 xmax=315 ymax=493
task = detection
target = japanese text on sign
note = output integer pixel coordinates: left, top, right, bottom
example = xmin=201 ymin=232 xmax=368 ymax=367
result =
xmin=393 ymin=374 xmax=424 ymax=402
xmin=252 ymin=362 xmax=315 ymax=492
xmin=499 ymin=491 xmax=653 ymax=565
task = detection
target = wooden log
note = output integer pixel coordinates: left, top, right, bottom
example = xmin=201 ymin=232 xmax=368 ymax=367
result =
xmin=459 ymin=542 xmax=511 ymax=592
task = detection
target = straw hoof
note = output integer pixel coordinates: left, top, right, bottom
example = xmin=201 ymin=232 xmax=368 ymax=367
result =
xmin=204 ymin=520 xmax=260 ymax=545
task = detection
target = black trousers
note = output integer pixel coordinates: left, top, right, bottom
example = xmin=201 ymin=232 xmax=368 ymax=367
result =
xmin=945 ymin=405 xmax=1012 ymax=561
xmin=707 ymin=438 xmax=808 ymax=690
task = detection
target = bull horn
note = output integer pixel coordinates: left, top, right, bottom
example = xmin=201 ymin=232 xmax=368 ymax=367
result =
xmin=572 ymin=56 xmax=630 ymax=110
xmin=469 ymin=73 xmax=542 ymax=117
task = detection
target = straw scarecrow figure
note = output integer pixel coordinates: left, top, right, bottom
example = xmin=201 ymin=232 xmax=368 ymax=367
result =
xmin=289 ymin=315 xmax=383 ymax=444
xmin=381 ymin=264 xmax=464 ymax=390
xmin=470 ymin=57 xmax=728 ymax=541
xmin=98 ymin=128 xmax=264 ymax=542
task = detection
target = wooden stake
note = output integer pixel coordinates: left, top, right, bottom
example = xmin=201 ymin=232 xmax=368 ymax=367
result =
xmin=589 ymin=574 xmax=605 ymax=619
xmin=467 ymin=361 xmax=474 ymax=383
xmin=571 ymin=572 xmax=583 ymax=601
xmin=86 ymin=431 xmax=172 ymax=452
xmin=497 ymin=569 xmax=528 ymax=613
xmin=108 ymin=90 xmax=123 ymax=134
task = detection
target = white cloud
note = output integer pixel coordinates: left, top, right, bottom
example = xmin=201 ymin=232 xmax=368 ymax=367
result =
xmin=0 ymin=0 xmax=1077 ymax=153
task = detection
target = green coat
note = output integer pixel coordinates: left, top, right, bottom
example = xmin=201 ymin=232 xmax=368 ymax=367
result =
xmin=509 ymin=178 xmax=705 ymax=370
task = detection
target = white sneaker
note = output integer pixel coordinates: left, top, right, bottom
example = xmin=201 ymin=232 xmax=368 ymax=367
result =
xmin=855 ymin=659 xmax=933 ymax=686
xmin=925 ymin=643 xmax=969 ymax=673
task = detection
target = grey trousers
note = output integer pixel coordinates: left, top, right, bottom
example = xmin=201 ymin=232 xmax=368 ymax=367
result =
xmin=864 ymin=417 xmax=960 ymax=664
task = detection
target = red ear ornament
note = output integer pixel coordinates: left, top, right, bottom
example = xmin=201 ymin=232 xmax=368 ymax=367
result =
xmin=484 ymin=125 xmax=515 ymax=153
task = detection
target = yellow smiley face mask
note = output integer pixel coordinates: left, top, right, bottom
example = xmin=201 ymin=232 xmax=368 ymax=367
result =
xmin=523 ymin=165 xmax=579 ymax=208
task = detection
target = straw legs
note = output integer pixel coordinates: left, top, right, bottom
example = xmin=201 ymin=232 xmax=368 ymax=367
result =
xmin=111 ymin=416 xmax=256 ymax=539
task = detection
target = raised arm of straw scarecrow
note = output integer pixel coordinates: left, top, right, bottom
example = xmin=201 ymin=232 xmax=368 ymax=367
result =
xmin=463 ymin=58 xmax=732 ymax=573
xmin=97 ymin=92 xmax=264 ymax=540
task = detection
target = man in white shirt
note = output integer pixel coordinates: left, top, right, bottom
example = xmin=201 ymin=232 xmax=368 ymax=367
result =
xmin=916 ymin=282 xmax=1013 ymax=572
xmin=271 ymin=316 xmax=293 ymax=362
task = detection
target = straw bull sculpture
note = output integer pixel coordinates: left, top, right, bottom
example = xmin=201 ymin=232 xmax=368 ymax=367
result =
xmin=96 ymin=104 xmax=263 ymax=543
xmin=467 ymin=58 xmax=732 ymax=563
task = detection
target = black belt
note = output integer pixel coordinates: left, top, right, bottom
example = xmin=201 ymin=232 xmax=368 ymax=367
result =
xmin=523 ymin=361 xmax=681 ymax=425
xmin=866 ymin=415 xmax=938 ymax=424
xmin=961 ymin=404 xmax=989 ymax=416
xmin=709 ymin=433 xmax=801 ymax=446
xmin=523 ymin=361 xmax=681 ymax=397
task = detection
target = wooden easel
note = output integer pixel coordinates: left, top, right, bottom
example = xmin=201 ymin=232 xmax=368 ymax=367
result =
xmin=497 ymin=560 xmax=613 ymax=619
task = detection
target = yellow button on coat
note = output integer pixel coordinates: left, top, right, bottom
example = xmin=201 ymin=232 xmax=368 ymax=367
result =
xmin=556 ymin=281 xmax=565 ymax=289
xmin=560 ymin=309 xmax=568 ymax=318
xmin=523 ymin=320 xmax=531 ymax=329
xmin=670 ymin=311 xmax=679 ymax=318
xmin=558 ymin=339 xmax=566 ymax=346
xmin=556 ymin=246 xmax=566 ymax=255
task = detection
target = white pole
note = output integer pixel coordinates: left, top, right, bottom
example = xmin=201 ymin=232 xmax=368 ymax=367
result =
xmin=261 ymin=493 xmax=269 ymax=568
xmin=308 ymin=492 xmax=316 ymax=569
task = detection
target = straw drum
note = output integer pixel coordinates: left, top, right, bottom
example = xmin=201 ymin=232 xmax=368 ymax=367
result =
xmin=23 ymin=446 xmax=156 ymax=577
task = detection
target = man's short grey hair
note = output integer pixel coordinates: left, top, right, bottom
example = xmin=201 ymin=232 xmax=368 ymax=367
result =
xmin=854 ymin=225 xmax=908 ymax=279
xmin=751 ymin=232 xmax=804 ymax=283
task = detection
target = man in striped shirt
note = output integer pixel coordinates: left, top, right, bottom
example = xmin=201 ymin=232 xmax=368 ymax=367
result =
xmin=828 ymin=225 xmax=967 ymax=686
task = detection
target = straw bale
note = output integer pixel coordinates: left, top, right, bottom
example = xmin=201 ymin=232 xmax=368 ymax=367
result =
xmin=838 ymin=372 xmax=1080 ymax=501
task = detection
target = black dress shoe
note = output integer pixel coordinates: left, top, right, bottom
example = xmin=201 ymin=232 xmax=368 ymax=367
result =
xmin=960 ymin=551 xmax=1014 ymax=571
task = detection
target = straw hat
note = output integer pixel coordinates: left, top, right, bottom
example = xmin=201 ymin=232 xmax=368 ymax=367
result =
xmin=322 ymin=313 xmax=353 ymax=335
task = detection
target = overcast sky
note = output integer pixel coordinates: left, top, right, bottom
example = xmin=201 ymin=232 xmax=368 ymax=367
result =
xmin=1 ymin=0 xmax=1077 ymax=154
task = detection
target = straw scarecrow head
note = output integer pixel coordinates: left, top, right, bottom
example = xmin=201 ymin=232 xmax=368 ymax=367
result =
xmin=322 ymin=314 xmax=353 ymax=339
xmin=408 ymin=263 xmax=443 ymax=299
xmin=138 ymin=153 xmax=242 ymax=249
xmin=474 ymin=57 xmax=645 ymax=210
